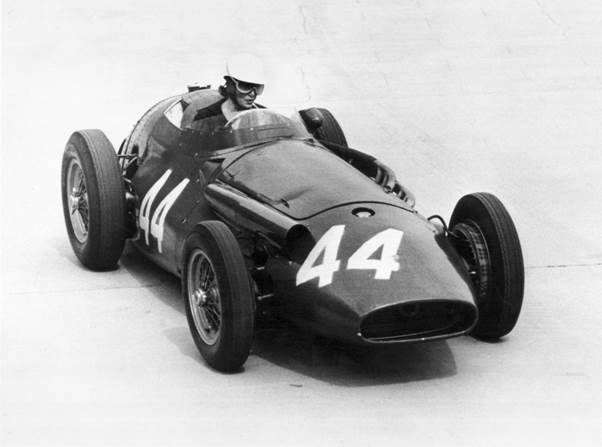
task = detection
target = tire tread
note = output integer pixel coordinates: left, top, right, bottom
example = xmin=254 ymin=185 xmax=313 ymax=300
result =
xmin=183 ymin=221 xmax=254 ymax=372
xmin=314 ymin=108 xmax=348 ymax=147
xmin=450 ymin=192 xmax=524 ymax=339
xmin=61 ymin=129 xmax=126 ymax=270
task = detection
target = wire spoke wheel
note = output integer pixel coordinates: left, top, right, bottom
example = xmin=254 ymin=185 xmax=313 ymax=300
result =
xmin=182 ymin=221 xmax=254 ymax=372
xmin=61 ymin=129 xmax=127 ymax=271
xmin=66 ymin=158 xmax=89 ymax=243
xmin=187 ymin=249 xmax=222 ymax=346
xmin=450 ymin=221 xmax=491 ymax=304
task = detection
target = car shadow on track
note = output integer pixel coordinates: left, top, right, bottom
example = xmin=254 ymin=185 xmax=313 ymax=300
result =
xmin=119 ymin=243 xmax=457 ymax=384
xmin=119 ymin=244 xmax=211 ymax=366
xmin=252 ymin=322 xmax=457 ymax=386
xmin=119 ymin=243 xmax=182 ymax=309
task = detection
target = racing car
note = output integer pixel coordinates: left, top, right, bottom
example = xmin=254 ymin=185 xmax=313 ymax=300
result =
xmin=61 ymin=87 xmax=524 ymax=372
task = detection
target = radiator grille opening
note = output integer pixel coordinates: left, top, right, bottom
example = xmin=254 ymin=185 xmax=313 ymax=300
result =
xmin=360 ymin=300 xmax=477 ymax=342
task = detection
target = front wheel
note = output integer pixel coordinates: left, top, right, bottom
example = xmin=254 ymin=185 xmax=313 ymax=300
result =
xmin=61 ymin=129 xmax=127 ymax=270
xmin=313 ymin=108 xmax=348 ymax=147
xmin=449 ymin=193 xmax=524 ymax=340
xmin=182 ymin=221 xmax=254 ymax=372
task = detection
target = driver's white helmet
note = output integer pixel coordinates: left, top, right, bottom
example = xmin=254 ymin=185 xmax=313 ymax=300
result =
xmin=226 ymin=53 xmax=265 ymax=85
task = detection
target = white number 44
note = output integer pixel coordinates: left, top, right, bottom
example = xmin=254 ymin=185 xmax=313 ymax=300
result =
xmin=296 ymin=225 xmax=403 ymax=287
xmin=139 ymin=169 xmax=189 ymax=253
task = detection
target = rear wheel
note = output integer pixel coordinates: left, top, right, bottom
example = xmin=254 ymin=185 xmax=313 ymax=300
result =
xmin=449 ymin=193 xmax=524 ymax=339
xmin=61 ymin=129 xmax=127 ymax=270
xmin=313 ymin=108 xmax=348 ymax=147
xmin=183 ymin=221 xmax=255 ymax=372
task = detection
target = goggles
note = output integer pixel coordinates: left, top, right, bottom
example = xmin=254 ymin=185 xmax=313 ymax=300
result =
xmin=232 ymin=78 xmax=264 ymax=96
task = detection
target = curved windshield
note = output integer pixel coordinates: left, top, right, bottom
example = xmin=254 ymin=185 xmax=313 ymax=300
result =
xmin=184 ymin=108 xmax=312 ymax=152
xmin=219 ymin=109 xmax=311 ymax=148
xmin=225 ymin=109 xmax=297 ymax=130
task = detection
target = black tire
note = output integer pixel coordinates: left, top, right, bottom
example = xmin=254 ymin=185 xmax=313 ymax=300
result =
xmin=313 ymin=108 xmax=348 ymax=147
xmin=61 ymin=129 xmax=127 ymax=270
xmin=182 ymin=221 xmax=254 ymax=372
xmin=449 ymin=193 xmax=524 ymax=339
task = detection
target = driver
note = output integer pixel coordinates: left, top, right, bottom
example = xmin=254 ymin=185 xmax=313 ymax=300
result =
xmin=193 ymin=53 xmax=265 ymax=125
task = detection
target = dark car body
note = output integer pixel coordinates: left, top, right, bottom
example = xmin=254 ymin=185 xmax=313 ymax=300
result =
xmin=118 ymin=88 xmax=478 ymax=345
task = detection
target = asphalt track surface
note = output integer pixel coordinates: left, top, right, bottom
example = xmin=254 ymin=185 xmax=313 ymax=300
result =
xmin=2 ymin=1 xmax=601 ymax=446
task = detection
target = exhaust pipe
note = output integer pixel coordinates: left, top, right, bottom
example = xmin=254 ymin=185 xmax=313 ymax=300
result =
xmin=205 ymin=182 xmax=311 ymax=250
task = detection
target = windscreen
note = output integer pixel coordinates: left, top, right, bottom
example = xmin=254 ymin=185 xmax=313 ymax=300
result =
xmin=185 ymin=109 xmax=312 ymax=152
xmin=226 ymin=109 xmax=300 ymax=130
xmin=218 ymin=109 xmax=311 ymax=148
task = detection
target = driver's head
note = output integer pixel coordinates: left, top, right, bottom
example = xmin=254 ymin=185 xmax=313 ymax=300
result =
xmin=222 ymin=53 xmax=265 ymax=110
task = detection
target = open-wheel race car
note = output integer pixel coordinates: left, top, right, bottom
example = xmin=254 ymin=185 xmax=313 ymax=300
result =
xmin=61 ymin=87 xmax=524 ymax=372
